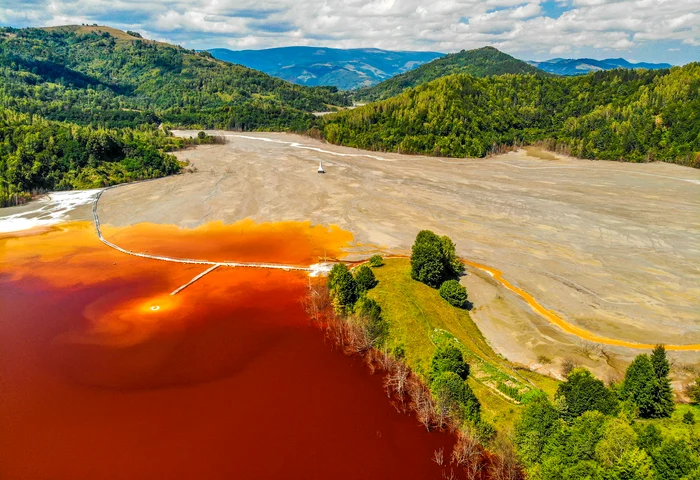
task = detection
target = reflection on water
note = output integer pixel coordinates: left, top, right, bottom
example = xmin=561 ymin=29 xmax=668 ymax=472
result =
xmin=0 ymin=221 xmax=452 ymax=479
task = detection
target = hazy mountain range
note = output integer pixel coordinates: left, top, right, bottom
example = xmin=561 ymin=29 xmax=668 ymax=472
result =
xmin=527 ymin=57 xmax=671 ymax=76
xmin=207 ymin=47 xmax=442 ymax=90
xmin=209 ymin=47 xmax=673 ymax=90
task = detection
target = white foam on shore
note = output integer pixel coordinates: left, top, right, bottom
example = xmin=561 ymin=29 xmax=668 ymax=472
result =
xmin=0 ymin=189 xmax=102 ymax=233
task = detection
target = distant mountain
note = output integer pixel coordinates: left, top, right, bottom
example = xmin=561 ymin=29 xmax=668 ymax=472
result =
xmin=208 ymin=47 xmax=443 ymax=90
xmin=354 ymin=46 xmax=547 ymax=101
xmin=528 ymin=57 xmax=672 ymax=76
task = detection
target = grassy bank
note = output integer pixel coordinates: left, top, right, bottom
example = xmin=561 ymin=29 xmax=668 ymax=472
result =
xmin=364 ymin=258 xmax=558 ymax=430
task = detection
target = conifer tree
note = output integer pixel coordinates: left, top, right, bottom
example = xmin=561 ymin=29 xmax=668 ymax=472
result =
xmin=650 ymin=345 xmax=675 ymax=418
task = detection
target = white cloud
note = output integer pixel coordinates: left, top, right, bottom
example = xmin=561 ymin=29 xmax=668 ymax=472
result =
xmin=1 ymin=0 xmax=698 ymax=62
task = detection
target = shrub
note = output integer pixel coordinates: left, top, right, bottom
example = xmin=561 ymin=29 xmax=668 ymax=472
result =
xmin=368 ymin=255 xmax=384 ymax=267
xmin=354 ymin=265 xmax=378 ymax=292
xmin=439 ymin=280 xmax=468 ymax=308
xmin=429 ymin=343 xmax=469 ymax=381
xmin=683 ymin=411 xmax=695 ymax=425
xmin=355 ymin=296 xmax=387 ymax=346
xmin=197 ymin=130 xmax=207 ymax=139
xmin=687 ymin=378 xmax=700 ymax=404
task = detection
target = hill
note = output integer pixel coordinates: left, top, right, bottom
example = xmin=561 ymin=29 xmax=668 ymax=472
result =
xmin=529 ymin=57 xmax=672 ymax=76
xmin=208 ymin=46 xmax=443 ymax=90
xmin=0 ymin=25 xmax=350 ymax=130
xmin=354 ymin=46 xmax=547 ymax=101
xmin=323 ymin=64 xmax=699 ymax=167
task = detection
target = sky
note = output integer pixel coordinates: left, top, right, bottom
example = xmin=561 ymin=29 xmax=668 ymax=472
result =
xmin=2 ymin=0 xmax=698 ymax=65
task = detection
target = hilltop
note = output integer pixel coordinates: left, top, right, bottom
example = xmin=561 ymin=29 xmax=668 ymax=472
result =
xmin=354 ymin=46 xmax=546 ymax=101
xmin=208 ymin=46 xmax=442 ymax=90
xmin=0 ymin=25 xmax=350 ymax=130
xmin=324 ymin=64 xmax=700 ymax=167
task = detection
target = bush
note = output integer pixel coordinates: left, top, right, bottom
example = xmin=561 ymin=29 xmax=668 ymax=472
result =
xmin=429 ymin=343 xmax=469 ymax=381
xmin=687 ymin=378 xmax=700 ymax=404
xmin=683 ymin=411 xmax=695 ymax=425
xmin=368 ymin=255 xmax=384 ymax=267
xmin=197 ymin=130 xmax=207 ymax=139
xmin=354 ymin=265 xmax=378 ymax=292
xmin=355 ymin=296 xmax=388 ymax=346
xmin=439 ymin=280 xmax=468 ymax=308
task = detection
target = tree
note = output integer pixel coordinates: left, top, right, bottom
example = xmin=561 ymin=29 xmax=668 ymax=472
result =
xmin=621 ymin=354 xmax=660 ymax=418
xmin=556 ymin=368 xmax=619 ymax=418
xmin=514 ymin=395 xmax=560 ymax=467
xmin=650 ymin=345 xmax=675 ymax=417
xmin=327 ymin=263 xmax=358 ymax=313
xmin=354 ymin=296 xmax=387 ymax=346
xmin=354 ymin=265 xmax=378 ymax=292
xmin=411 ymin=230 xmax=446 ymax=287
xmin=650 ymin=438 xmax=700 ymax=480
xmin=429 ymin=342 xmax=469 ymax=381
xmin=368 ymin=255 xmax=384 ymax=267
xmin=439 ymin=279 xmax=469 ymax=308
xmin=687 ymin=378 xmax=700 ymax=404
xmin=431 ymin=371 xmax=481 ymax=423
xmin=440 ymin=235 xmax=464 ymax=276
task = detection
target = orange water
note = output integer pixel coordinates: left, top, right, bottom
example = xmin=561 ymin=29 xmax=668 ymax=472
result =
xmin=0 ymin=221 xmax=453 ymax=479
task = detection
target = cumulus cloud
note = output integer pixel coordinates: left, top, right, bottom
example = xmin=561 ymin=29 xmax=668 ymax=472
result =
xmin=0 ymin=0 xmax=697 ymax=62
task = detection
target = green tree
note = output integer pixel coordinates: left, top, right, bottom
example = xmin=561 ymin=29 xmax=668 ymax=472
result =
xmin=440 ymin=235 xmax=464 ymax=276
xmin=650 ymin=438 xmax=700 ymax=480
xmin=368 ymin=255 xmax=384 ymax=267
xmin=429 ymin=342 xmax=469 ymax=381
xmin=410 ymin=230 xmax=446 ymax=287
xmin=327 ymin=263 xmax=358 ymax=313
xmin=430 ymin=370 xmax=481 ymax=423
xmin=354 ymin=296 xmax=387 ymax=346
xmin=354 ymin=265 xmax=378 ymax=292
xmin=650 ymin=345 xmax=675 ymax=417
xmin=621 ymin=355 xmax=660 ymax=418
xmin=514 ymin=395 xmax=561 ymax=467
xmin=439 ymin=279 xmax=469 ymax=308
xmin=557 ymin=368 xmax=619 ymax=418
xmin=687 ymin=378 xmax=700 ymax=404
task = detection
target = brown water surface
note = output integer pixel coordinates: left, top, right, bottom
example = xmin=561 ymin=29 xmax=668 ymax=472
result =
xmin=0 ymin=221 xmax=452 ymax=479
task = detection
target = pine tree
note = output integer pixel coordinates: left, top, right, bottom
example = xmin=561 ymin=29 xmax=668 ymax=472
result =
xmin=621 ymin=355 xmax=659 ymax=418
xmin=650 ymin=345 xmax=675 ymax=418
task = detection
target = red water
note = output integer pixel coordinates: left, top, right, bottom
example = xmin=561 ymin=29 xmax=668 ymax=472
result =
xmin=0 ymin=222 xmax=452 ymax=479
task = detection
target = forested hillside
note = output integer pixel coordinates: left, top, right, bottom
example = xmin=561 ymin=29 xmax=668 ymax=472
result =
xmin=0 ymin=25 xmax=354 ymax=207
xmin=354 ymin=46 xmax=546 ymax=101
xmin=324 ymin=64 xmax=700 ymax=167
xmin=0 ymin=107 xmax=202 ymax=206
xmin=0 ymin=26 xmax=350 ymax=131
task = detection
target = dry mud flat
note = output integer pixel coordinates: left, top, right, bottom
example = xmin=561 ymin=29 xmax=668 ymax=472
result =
xmin=97 ymin=131 xmax=700 ymax=379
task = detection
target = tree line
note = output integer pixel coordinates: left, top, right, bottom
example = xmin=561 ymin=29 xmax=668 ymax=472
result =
xmin=324 ymin=65 xmax=700 ymax=168
xmin=516 ymin=346 xmax=699 ymax=480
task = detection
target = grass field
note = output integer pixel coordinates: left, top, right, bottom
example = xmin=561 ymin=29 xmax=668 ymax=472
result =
xmin=365 ymin=258 xmax=559 ymax=429
xmin=365 ymin=258 xmax=700 ymax=436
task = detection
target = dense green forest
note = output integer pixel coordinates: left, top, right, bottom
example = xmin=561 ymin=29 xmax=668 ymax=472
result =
xmin=516 ymin=347 xmax=699 ymax=480
xmin=0 ymin=26 xmax=350 ymax=131
xmin=354 ymin=46 xmax=547 ymax=102
xmin=0 ymin=107 xmax=198 ymax=206
xmin=324 ymin=64 xmax=700 ymax=167
xmin=0 ymin=25 xmax=354 ymax=206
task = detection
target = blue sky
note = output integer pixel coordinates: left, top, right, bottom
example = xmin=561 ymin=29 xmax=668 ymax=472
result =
xmin=2 ymin=0 xmax=698 ymax=64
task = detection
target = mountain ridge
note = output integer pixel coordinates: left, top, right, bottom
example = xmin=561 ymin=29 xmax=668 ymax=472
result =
xmin=208 ymin=46 xmax=442 ymax=90
xmin=528 ymin=57 xmax=672 ymax=76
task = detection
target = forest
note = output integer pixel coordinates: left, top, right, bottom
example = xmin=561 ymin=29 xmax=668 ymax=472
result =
xmin=0 ymin=107 xmax=192 ymax=206
xmin=325 ymin=65 xmax=700 ymax=168
xmin=355 ymin=46 xmax=547 ymax=102
xmin=0 ymin=26 xmax=350 ymax=131
xmin=0 ymin=25 xmax=353 ymax=206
